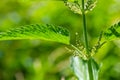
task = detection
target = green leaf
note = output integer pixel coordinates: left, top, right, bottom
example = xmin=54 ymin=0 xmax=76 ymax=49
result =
xmin=85 ymin=0 xmax=97 ymax=12
xmin=71 ymin=56 xmax=99 ymax=80
xmin=64 ymin=0 xmax=82 ymax=14
xmin=0 ymin=24 xmax=70 ymax=44
xmin=103 ymin=22 xmax=120 ymax=41
xmin=64 ymin=0 xmax=97 ymax=14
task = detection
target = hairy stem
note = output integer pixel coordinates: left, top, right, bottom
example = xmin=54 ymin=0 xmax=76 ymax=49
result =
xmin=81 ymin=0 xmax=94 ymax=80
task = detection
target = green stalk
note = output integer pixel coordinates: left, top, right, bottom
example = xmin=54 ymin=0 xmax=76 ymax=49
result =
xmin=81 ymin=0 xmax=94 ymax=80
xmin=81 ymin=1 xmax=89 ymax=54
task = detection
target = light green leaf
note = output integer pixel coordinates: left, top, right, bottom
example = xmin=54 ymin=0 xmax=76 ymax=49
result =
xmin=85 ymin=0 xmax=97 ymax=12
xmin=64 ymin=0 xmax=82 ymax=14
xmin=0 ymin=24 xmax=70 ymax=44
xmin=64 ymin=0 xmax=97 ymax=14
xmin=103 ymin=22 xmax=120 ymax=41
xmin=71 ymin=56 xmax=99 ymax=80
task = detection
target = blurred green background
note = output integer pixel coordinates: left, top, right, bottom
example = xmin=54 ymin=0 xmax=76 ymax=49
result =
xmin=0 ymin=0 xmax=120 ymax=80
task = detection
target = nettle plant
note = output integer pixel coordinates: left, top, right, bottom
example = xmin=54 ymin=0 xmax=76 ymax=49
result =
xmin=0 ymin=0 xmax=120 ymax=80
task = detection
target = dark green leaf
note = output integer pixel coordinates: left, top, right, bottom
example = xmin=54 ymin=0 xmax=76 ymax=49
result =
xmin=103 ymin=22 xmax=120 ymax=41
xmin=0 ymin=24 xmax=70 ymax=44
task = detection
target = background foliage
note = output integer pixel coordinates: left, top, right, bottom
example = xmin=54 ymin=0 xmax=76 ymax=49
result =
xmin=0 ymin=0 xmax=120 ymax=80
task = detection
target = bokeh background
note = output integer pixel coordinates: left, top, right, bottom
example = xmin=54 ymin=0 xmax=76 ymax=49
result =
xmin=0 ymin=0 xmax=120 ymax=80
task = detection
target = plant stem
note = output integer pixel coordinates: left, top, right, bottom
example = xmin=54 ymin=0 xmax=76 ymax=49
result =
xmin=88 ymin=58 xmax=94 ymax=80
xmin=81 ymin=0 xmax=94 ymax=80
xmin=82 ymin=6 xmax=89 ymax=54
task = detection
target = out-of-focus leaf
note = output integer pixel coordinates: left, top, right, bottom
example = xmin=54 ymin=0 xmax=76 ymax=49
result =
xmin=71 ymin=56 xmax=99 ymax=80
xmin=91 ymin=58 xmax=99 ymax=80
xmin=85 ymin=0 xmax=97 ymax=12
xmin=103 ymin=22 xmax=120 ymax=41
xmin=64 ymin=0 xmax=97 ymax=14
xmin=0 ymin=24 xmax=70 ymax=44
xmin=64 ymin=0 xmax=82 ymax=14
